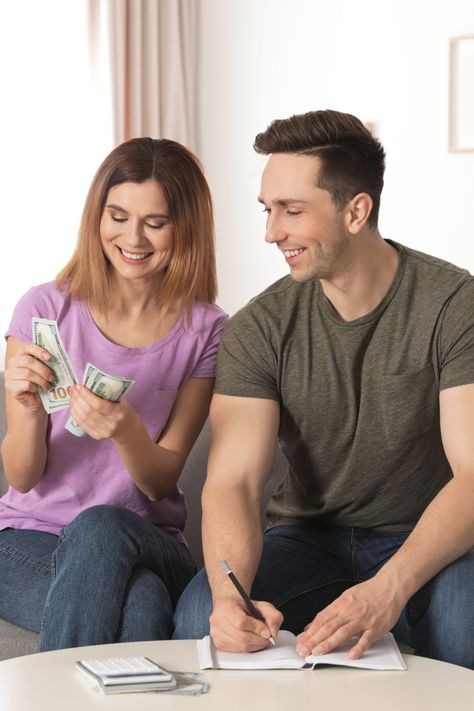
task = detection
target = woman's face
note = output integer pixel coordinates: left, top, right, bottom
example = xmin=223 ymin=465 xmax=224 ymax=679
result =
xmin=99 ymin=179 xmax=174 ymax=285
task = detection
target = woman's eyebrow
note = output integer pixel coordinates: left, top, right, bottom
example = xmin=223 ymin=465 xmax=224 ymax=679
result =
xmin=105 ymin=203 xmax=127 ymax=212
xmin=105 ymin=203 xmax=169 ymax=218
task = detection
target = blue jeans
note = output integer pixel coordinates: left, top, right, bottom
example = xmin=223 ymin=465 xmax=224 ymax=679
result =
xmin=173 ymin=525 xmax=474 ymax=669
xmin=0 ymin=505 xmax=195 ymax=650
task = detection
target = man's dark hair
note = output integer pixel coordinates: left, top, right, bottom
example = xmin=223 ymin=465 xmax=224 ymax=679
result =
xmin=254 ymin=110 xmax=386 ymax=227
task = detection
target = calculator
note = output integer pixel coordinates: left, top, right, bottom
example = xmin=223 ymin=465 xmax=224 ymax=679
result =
xmin=78 ymin=656 xmax=173 ymax=680
xmin=76 ymin=656 xmax=176 ymax=693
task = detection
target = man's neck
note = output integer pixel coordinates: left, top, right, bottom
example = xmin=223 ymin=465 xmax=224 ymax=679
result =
xmin=320 ymin=234 xmax=399 ymax=323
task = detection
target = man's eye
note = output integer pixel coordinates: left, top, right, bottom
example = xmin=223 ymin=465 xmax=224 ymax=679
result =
xmin=111 ymin=215 xmax=127 ymax=223
xmin=287 ymin=211 xmax=301 ymax=216
xmin=261 ymin=207 xmax=270 ymax=214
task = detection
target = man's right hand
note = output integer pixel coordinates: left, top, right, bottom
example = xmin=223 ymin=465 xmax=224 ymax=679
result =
xmin=209 ymin=597 xmax=283 ymax=652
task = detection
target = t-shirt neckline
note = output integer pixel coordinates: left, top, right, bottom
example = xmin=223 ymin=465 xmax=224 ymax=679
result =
xmin=317 ymin=240 xmax=407 ymax=327
xmin=78 ymin=300 xmax=185 ymax=355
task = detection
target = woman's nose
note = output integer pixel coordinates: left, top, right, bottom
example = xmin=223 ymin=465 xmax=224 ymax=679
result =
xmin=124 ymin=219 xmax=144 ymax=245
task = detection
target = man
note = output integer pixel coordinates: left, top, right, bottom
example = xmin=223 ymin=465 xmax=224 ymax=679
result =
xmin=173 ymin=110 xmax=474 ymax=668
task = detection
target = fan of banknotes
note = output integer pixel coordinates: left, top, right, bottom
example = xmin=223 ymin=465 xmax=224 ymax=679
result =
xmin=32 ymin=317 xmax=134 ymax=437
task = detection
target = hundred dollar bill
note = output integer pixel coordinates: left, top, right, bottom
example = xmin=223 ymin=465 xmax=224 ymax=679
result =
xmin=32 ymin=317 xmax=78 ymax=414
xmin=65 ymin=362 xmax=135 ymax=438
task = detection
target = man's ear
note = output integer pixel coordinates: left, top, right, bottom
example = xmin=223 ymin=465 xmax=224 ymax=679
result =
xmin=345 ymin=193 xmax=373 ymax=233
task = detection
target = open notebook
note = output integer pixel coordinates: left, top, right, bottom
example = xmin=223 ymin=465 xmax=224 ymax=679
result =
xmin=197 ymin=630 xmax=407 ymax=671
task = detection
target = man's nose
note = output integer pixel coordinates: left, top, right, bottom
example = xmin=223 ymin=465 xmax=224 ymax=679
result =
xmin=265 ymin=214 xmax=286 ymax=244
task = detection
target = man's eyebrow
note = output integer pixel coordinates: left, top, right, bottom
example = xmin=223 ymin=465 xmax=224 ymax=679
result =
xmin=105 ymin=203 xmax=168 ymax=218
xmin=257 ymin=197 xmax=308 ymax=206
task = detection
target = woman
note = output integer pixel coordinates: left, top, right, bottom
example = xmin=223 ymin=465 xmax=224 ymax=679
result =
xmin=0 ymin=137 xmax=227 ymax=650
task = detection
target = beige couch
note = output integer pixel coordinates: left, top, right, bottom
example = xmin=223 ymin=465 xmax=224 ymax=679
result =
xmin=0 ymin=373 xmax=286 ymax=660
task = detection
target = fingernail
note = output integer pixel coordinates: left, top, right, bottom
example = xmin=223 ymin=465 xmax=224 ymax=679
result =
xmin=296 ymin=645 xmax=309 ymax=657
xmin=42 ymin=352 xmax=50 ymax=359
xmin=313 ymin=645 xmax=324 ymax=655
xmin=260 ymin=629 xmax=270 ymax=639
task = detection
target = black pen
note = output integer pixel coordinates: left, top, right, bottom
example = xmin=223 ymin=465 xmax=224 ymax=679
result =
xmin=220 ymin=560 xmax=276 ymax=645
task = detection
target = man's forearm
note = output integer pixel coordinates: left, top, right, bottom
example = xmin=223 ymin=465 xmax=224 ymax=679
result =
xmin=377 ymin=474 xmax=474 ymax=601
xmin=202 ymin=481 xmax=264 ymax=603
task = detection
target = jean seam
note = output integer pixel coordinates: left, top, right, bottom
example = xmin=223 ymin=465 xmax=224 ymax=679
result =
xmin=0 ymin=543 xmax=52 ymax=575
xmin=350 ymin=528 xmax=359 ymax=580
xmin=38 ymin=544 xmax=59 ymax=646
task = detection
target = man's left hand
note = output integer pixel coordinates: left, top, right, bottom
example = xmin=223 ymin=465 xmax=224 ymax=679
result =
xmin=295 ymin=575 xmax=406 ymax=659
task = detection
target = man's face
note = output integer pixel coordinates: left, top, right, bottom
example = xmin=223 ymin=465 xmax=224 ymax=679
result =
xmin=259 ymin=153 xmax=351 ymax=282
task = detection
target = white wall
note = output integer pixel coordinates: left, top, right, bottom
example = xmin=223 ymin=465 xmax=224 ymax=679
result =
xmin=1 ymin=0 xmax=472 ymax=367
xmin=0 ymin=1 xmax=112 ymax=367
xmin=196 ymin=0 xmax=474 ymax=316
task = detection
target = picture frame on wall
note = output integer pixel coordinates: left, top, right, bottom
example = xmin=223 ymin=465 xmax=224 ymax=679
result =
xmin=449 ymin=35 xmax=474 ymax=152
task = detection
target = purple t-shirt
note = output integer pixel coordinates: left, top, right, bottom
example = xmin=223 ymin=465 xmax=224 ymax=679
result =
xmin=1 ymin=282 xmax=228 ymax=541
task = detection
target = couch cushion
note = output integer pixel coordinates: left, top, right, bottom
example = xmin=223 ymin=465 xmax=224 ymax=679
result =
xmin=0 ymin=620 xmax=38 ymax=661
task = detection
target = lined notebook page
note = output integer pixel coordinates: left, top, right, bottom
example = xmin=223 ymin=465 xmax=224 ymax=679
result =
xmin=198 ymin=631 xmax=406 ymax=671
xmin=198 ymin=630 xmax=302 ymax=669
xmin=305 ymin=633 xmax=407 ymax=670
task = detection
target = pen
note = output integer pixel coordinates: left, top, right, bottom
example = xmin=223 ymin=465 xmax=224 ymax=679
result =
xmin=220 ymin=560 xmax=276 ymax=646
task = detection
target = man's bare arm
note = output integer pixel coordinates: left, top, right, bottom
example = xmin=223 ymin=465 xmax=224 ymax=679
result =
xmin=297 ymin=382 xmax=474 ymax=659
xmin=202 ymin=393 xmax=283 ymax=651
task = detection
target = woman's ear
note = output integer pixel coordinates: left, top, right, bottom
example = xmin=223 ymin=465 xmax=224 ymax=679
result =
xmin=346 ymin=193 xmax=373 ymax=234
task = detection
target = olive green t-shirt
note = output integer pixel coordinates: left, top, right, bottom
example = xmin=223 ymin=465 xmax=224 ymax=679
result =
xmin=214 ymin=241 xmax=474 ymax=532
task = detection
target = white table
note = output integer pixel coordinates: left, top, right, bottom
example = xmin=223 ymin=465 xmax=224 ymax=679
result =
xmin=0 ymin=640 xmax=472 ymax=711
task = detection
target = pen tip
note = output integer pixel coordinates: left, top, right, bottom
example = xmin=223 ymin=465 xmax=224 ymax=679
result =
xmin=220 ymin=560 xmax=231 ymax=574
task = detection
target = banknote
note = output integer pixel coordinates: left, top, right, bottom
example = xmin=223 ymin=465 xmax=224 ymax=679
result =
xmin=32 ymin=317 xmax=78 ymax=414
xmin=65 ymin=363 xmax=135 ymax=437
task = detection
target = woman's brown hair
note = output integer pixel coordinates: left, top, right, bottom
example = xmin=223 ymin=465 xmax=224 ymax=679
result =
xmin=57 ymin=137 xmax=217 ymax=316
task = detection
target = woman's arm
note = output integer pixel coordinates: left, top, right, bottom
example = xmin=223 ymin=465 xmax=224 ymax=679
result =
xmin=68 ymin=376 xmax=214 ymax=500
xmin=1 ymin=337 xmax=52 ymax=492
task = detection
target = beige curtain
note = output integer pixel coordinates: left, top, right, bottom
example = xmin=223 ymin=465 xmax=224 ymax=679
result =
xmin=93 ymin=0 xmax=197 ymax=150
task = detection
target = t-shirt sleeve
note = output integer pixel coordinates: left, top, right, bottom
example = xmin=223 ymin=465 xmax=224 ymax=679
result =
xmin=190 ymin=310 xmax=229 ymax=378
xmin=5 ymin=287 xmax=42 ymax=343
xmin=439 ymin=279 xmax=474 ymax=390
xmin=214 ymin=307 xmax=279 ymax=402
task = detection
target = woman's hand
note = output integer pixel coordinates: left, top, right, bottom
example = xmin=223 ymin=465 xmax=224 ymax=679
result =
xmin=69 ymin=384 xmax=135 ymax=440
xmin=4 ymin=342 xmax=55 ymax=412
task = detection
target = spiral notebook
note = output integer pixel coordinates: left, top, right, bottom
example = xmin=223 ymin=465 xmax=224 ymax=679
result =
xmin=197 ymin=630 xmax=407 ymax=671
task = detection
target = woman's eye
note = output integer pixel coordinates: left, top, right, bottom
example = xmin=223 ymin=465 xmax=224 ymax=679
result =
xmin=146 ymin=222 xmax=164 ymax=230
xmin=111 ymin=215 xmax=127 ymax=223
xmin=261 ymin=207 xmax=270 ymax=214
xmin=287 ymin=210 xmax=301 ymax=216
